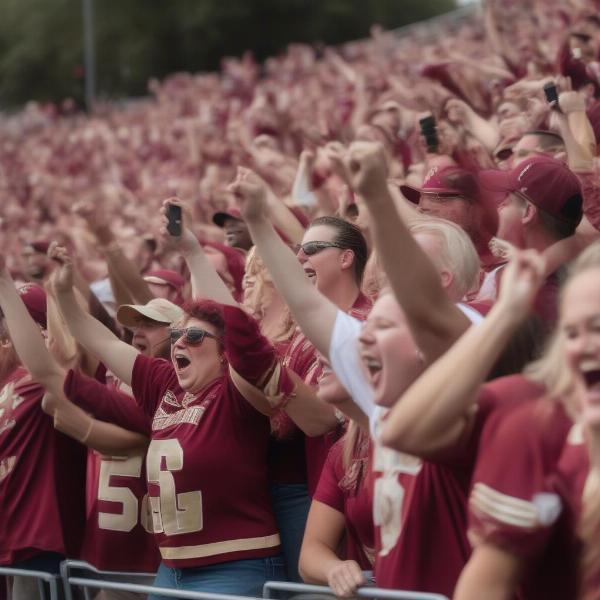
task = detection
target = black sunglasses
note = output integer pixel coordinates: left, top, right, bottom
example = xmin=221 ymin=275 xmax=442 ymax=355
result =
xmin=169 ymin=327 xmax=218 ymax=346
xmin=295 ymin=241 xmax=345 ymax=256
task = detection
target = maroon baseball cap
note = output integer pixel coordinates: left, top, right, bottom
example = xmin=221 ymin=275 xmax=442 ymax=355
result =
xmin=400 ymin=166 xmax=479 ymax=204
xmin=17 ymin=283 xmax=47 ymax=328
xmin=143 ymin=269 xmax=185 ymax=290
xmin=212 ymin=208 xmax=244 ymax=228
xmin=479 ymin=156 xmax=583 ymax=224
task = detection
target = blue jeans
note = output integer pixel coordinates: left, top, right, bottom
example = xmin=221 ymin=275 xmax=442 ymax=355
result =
xmin=150 ymin=555 xmax=285 ymax=599
xmin=270 ymin=483 xmax=311 ymax=582
xmin=10 ymin=551 xmax=64 ymax=574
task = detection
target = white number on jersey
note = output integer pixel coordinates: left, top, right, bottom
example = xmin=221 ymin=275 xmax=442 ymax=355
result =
xmin=146 ymin=439 xmax=203 ymax=536
xmin=98 ymin=454 xmax=151 ymax=533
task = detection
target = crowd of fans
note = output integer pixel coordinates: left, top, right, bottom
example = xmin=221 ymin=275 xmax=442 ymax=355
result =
xmin=2 ymin=0 xmax=600 ymax=598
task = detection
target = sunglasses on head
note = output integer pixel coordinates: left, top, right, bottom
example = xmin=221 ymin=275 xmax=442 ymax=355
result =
xmin=169 ymin=327 xmax=218 ymax=346
xmin=295 ymin=241 xmax=345 ymax=256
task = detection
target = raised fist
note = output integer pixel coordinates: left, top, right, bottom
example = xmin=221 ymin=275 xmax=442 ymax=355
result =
xmin=345 ymin=141 xmax=389 ymax=199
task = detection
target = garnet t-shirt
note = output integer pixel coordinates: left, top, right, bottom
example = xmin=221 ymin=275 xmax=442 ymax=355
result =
xmin=0 ymin=367 xmax=86 ymax=564
xmin=64 ymin=369 xmax=160 ymax=573
xmin=130 ymin=305 xmax=283 ymax=568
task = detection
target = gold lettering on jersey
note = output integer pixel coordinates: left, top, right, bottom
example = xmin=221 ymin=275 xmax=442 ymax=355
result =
xmin=152 ymin=391 xmax=211 ymax=431
xmin=162 ymin=390 xmax=181 ymax=408
xmin=146 ymin=439 xmax=203 ymax=537
xmin=0 ymin=456 xmax=17 ymax=483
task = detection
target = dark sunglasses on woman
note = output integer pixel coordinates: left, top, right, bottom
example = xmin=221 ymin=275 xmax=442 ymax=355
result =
xmin=170 ymin=327 xmax=218 ymax=346
xmin=295 ymin=241 xmax=345 ymax=256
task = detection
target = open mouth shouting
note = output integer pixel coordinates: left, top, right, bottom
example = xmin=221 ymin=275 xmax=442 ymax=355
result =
xmin=361 ymin=353 xmax=382 ymax=387
xmin=174 ymin=352 xmax=192 ymax=373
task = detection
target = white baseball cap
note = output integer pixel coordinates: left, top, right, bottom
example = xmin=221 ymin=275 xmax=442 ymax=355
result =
xmin=117 ymin=298 xmax=183 ymax=329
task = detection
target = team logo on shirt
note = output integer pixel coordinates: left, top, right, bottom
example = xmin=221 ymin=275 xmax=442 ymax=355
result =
xmin=0 ymin=455 xmax=16 ymax=484
xmin=152 ymin=390 xmax=213 ymax=431
xmin=373 ymin=445 xmax=423 ymax=557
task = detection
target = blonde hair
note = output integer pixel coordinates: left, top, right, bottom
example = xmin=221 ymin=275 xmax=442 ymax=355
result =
xmin=339 ymin=421 xmax=371 ymax=494
xmin=526 ymin=241 xmax=600 ymax=402
xmin=243 ymin=247 xmax=295 ymax=344
xmin=408 ymin=217 xmax=481 ymax=299
xmin=526 ymin=241 xmax=600 ymax=597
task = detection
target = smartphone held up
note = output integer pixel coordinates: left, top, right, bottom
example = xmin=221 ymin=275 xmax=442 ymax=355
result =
xmin=166 ymin=203 xmax=182 ymax=237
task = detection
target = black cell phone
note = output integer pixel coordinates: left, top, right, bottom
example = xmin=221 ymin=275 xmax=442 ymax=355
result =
xmin=419 ymin=115 xmax=439 ymax=152
xmin=166 ymin=203 xmax=182 ymax=236
xmin=543 ymin=82 xmax=559 ymax=105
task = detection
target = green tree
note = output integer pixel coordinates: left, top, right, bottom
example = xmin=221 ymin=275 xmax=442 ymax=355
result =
xmin=0 ymin=0 xmax=457 ymax=108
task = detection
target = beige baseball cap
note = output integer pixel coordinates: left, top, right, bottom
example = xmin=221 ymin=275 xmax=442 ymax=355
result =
xmin=117 ymin=298 xmax=183 ymax=329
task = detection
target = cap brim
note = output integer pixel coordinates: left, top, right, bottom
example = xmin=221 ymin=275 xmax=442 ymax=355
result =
xmin=117 ymin=304 xmax=172 ymax=328
xmin=212 ymin=212 xmax=241 ymax=228
xmin=399 ymin=185 xmax=421 ymax=204
xmin=399 ymin=184 xmax=468 ymax=204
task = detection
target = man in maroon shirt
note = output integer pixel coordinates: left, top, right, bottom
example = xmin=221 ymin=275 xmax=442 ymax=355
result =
xmin=478 ymin=155 xmax=584 ymax=326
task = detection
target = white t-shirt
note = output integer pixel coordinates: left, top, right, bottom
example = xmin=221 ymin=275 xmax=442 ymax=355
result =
xmin=329 ymin=309 xmax=376 ymax=420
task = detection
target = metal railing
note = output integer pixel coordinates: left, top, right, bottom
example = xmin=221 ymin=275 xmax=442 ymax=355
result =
xmin=263 ymin=581 xmax=449 ymax=600
xmin=60 ymin=560 xmax=155 ymax=600
xmin=4 ymin=561 xmax=449 ymax=600
xmin=0 ymin=566 xmax=61 ymax=600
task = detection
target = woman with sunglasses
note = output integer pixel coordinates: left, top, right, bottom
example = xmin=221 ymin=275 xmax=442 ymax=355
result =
xmin=50 ymin=247 xmax=289 ymax=597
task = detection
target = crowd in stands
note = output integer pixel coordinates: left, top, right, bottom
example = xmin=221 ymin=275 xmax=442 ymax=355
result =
xmin=2 ymin=0 xmax=600 ymax=598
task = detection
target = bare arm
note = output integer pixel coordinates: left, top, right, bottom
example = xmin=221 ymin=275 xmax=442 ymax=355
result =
xmin=380 ymin=250 xmax=545 ymax=457
xmin=347 ymin=142 xmax=470 ymax=362
xmin=299 ymin=501 xmax=366 ymax=597
xmin=453 ymin=545 xmax=523 ymax=600
xmin=0 ymin=268 xmax=65 ymax=395
xmin=74 ymin=200 xmax=154 ymax=305
xmin=230 ymin=171 xmax=338 ymax=357
xmin=158 ymin=198 xmax=237 ymax=306
xmin=0 ymin=261 xmax=146 ymax=455
xmin=51 ymin=251 xmax=138 ymax=386
xmin=42 ymin=393 xmax=147 ymax=456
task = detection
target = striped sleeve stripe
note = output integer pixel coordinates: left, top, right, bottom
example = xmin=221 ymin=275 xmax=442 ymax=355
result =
xmin=470 ymin=483 xmax=541 ymax=529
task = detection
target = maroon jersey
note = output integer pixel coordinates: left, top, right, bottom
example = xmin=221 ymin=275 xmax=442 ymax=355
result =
xmin=0 ymin=367 xmax=86 ymax=564
xmin=313 ymin=435 xmax=374 ymax=568
xmin=64 ymin=370 xmax=160 ymax=573
xmin=286 ymin=292 xmax=372 ymax=495
xmin=469 ymin=397 xmax=578 ymax=600
xmin=553 ymin=429 xmax=598 ymax=600
xmin=372 ymin=375 xmax=542 ymax=596
xmin=131 ymin=305 xmax=284 ymax=568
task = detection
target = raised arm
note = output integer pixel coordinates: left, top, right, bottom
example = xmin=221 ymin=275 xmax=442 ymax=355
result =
xmin=158 ymin=198 xmax=237 ymax=306
xmin=229 ymin=170 xmax=338 ymax=357
xmin=0 ymin=256 xmax=146 ymax=455
xmin=73 ymin=200 xmax=154 ymax=305
xmin=346 ymin=142 xmax=470 ymax=362
xmin=0 ymin=262 xmax=64 ymax=395
xmin=51 ymin=248 xmax=139 ymax=386
xmin=380 ymin=250 xmax=546 ymax=457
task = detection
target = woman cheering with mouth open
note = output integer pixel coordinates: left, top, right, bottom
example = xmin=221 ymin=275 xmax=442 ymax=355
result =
xmin=50 ymin=247 xmax=289 ymax=598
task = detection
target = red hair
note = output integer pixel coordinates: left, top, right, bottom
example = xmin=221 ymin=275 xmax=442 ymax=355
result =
xmin=180 ymin=299 xmax=225 ymax=341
